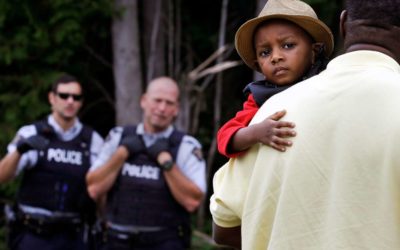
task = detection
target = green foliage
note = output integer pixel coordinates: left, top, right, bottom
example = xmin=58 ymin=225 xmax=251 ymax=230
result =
xmin=0 ymin=0 xmax=114 ymax=150
xmin=304 ymin=0 xmax=341 ymax=29
xmin=0 ymin=74 xmax=52 ymax=152
xmin=0 ymin=1 xmax=114 ymax=247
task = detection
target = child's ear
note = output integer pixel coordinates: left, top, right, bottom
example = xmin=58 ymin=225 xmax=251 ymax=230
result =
xmin=311 ymin=43 xmax=324 ymax=64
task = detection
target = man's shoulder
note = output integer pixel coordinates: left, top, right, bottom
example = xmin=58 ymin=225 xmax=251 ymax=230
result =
xmin=109 ymin=126 xmax=125 ymax=134
xmin=102 ymin=126 xmax=124 ymax=144
xmin=17 ymin=123 xmax=38 ymax=137
xmin=181 ymin=134 xmax=202 ymax=149
xmin=169 ymin=127 xmax=201 ymax=147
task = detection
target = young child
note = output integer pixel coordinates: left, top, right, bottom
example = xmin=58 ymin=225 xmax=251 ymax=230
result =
xmin=217 ymin=0 xmax=334 ymax=157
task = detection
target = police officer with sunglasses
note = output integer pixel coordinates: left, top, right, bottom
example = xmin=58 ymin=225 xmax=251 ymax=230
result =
xmin=0 ymin=74 xmax=104 ymax=250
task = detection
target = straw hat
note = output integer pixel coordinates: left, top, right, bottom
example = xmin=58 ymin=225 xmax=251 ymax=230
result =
xmin=235 ymin=0 xmax=334 ymax=71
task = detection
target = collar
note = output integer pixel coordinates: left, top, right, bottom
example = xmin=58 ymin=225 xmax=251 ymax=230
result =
xmin=47 ymin=115 xmax=83 ymax=140
xmin=327 ymin=50 xmax=400 ymax=73
xmin=243 ymin=80 xmax=294 ymax=107
xmin=136 ymin=123 xmax=174 ymax=146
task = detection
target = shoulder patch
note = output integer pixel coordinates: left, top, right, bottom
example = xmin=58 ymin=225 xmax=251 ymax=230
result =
xmin=105 ymin=127 xmax=123 ymax=142
xmin=105 ymin=133 xmax=113 ymax=143
xmin=192 ymin=147 xmax=204 ymax=161
xmin=111 ymin=127 xmax=123 ymax=133
xmin=182 ymin=135 xmax=201 ymax=147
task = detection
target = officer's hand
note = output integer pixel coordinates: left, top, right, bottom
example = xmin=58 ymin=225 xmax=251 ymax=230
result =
xmin=119 ymin=134 xmax=146 ymax=156
xmin=147 ymin=138 xmax=170 ymax=161
xmin=16 ymin=135 xmax=49 ymax=154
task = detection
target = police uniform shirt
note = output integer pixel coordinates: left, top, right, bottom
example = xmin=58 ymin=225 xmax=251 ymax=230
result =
xmin=90 ymin=123 xmax=207 ymax=194
xmin=7 ymin=115 xmax=104 ymax=177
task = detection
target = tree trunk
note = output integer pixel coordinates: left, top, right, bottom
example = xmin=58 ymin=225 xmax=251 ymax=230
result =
xmin=198 ymin=0 xmax=229 ymax=230
xmin=173 ymin=0 xmax=182 ymax=79
xmin=171 ymin=0 xmax=189 ymax=132
xmin=143 ymin=0 xmax=165 ymax=83
xmin=112 ymin=0 xmax=143 ymax=126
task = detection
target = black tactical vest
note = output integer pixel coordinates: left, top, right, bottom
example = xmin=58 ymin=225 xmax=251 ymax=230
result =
xmin=106 ymin=125 xmax=190 ymax=228
xmin=17 ymin=120 xmax=93 ymax=213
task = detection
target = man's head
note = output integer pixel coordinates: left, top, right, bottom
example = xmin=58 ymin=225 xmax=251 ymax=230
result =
xmin=235 ymin=0 xmax=334 ymax=72
xmin=341 ymin=0 xmax=400 ymax=63
xmin=344 ymin=0 xmax=400 ymax=25
xmin=140 ymin=77 xmax=179 ymax=133
xmin=48 ymin=74 xmax=83 ymax=122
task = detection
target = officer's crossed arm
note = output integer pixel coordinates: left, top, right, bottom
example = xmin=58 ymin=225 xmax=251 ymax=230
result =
xmin=86 ymin=133 xmax=146 ymax=201
xmin=0 ymin=152 xmax=21 ymax=183
xmin=0 ymin=135 xmax=49 ymax=183
xmin=86 ymin=147 xmax=128 ymax=201
xmin=148 ymin=138 xmax=204 ymax=213
xmin=162 ymin=156 xmax=204 ymax=212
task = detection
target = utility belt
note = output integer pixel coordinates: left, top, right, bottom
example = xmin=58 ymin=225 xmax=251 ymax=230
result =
xmin=104 ymin=222 xmax=189 ymax=247
xmin=6 ymin=204 xmax=83 ymax=236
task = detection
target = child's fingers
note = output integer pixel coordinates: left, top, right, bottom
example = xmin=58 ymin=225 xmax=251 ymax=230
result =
xmin=274 ymin=127 xmax=296 ymax=137
xmin=268 ymin=110 xmax=287 ymax=121
xmin=275 ymin=120 xmax=295 ymax=128
xmin=272 ymin=136 xmax=293 ymax=147
xmin=269 ymin=140 xmax=289 ymax=152
xmin=263 ymin=136 xmax=293 ymax=152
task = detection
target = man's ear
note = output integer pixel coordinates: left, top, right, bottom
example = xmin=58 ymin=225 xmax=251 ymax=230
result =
xmin=140 ymin=94 xmax=146 ymax=109
xmin=173 ymin=102 xmax=179 ymax=118
xmin=340 ymin=10 xmax=348 ymax=39
xmin=48 ymin=91 xmax=55 ymax=105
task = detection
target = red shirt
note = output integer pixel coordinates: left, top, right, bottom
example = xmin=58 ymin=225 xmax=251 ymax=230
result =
xmin=217 ymin=94 xmax=259 ymax=158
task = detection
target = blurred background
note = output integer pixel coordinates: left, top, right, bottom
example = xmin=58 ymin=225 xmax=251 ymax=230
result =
xmin=0 ymin=0 xmax=344 ymax=248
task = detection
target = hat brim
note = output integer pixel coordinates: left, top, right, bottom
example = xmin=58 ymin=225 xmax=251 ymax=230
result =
xmin=235 ymin=14 xmax=334 ymax=72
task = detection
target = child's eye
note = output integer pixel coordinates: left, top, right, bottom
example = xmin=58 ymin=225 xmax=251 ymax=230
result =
xmin=259 ymin=49 xmax=271 ymax=57
xmin=283 ymin=43 xmax=295 ymax=49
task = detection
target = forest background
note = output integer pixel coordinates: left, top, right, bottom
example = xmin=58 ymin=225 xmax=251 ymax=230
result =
xmin=0 ymin=0 xmax=343 ymax=249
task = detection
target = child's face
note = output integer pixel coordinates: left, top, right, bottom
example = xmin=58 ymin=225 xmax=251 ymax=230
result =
xmin=254 ymin=19 xmax=315 ymax=86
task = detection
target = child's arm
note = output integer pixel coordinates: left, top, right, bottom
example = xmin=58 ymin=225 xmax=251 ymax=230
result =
xmin=231 ymin=110 xmax=296 ymax=152
xmin=217 ymin=95 xmax=259 ymax=158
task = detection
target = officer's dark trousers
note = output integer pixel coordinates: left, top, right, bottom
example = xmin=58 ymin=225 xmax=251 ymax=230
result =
xmin=103 ymin=229 xmax=186 ymax=250
xmin=9 ymin=229 xmax=87 ymax=250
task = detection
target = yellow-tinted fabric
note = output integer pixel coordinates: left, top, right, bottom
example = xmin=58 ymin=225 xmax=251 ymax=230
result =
xmin=211 ymin=51 xmax=400 ymax=250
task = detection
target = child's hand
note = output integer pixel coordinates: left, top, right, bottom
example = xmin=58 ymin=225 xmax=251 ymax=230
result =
xmin=255 ymin=110 xmax=296 ymax=152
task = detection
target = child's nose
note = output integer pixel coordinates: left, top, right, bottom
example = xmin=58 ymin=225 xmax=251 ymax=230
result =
xmin=271 ymin=50 xmax=283 ymax=64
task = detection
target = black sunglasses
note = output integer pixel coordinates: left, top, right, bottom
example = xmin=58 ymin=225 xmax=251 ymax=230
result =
xmin=56 ymin=92 xmax=83 ymax=101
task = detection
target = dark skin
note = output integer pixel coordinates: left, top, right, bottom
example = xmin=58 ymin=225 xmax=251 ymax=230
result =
xmin=340 ymin=10 xmax=400 ymax=64
xmin=212 ymin=223 xmax=241 ymax=249
xmin=212 ymin=9 xmax=400 ymax=249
